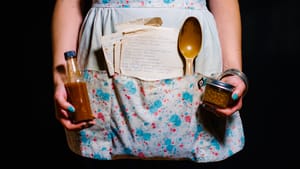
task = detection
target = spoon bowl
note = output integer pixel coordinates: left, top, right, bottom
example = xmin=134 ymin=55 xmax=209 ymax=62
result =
xmin=178 ymin=16 xmax=202 ymax=75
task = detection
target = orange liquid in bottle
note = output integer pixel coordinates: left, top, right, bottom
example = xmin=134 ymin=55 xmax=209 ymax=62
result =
xmin=65 ymin=82 xmax=95 ymax=123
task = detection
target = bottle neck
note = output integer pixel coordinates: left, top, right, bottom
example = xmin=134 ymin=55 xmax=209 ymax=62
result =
xmin=66 ymin=57 xmax=83 ymax=83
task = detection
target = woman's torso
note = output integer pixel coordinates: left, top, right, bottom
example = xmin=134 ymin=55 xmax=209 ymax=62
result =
xmin=64 ymin=0 xmax=245 ymax=162
xmin=79 ymin=0 xmax=222 ymax=76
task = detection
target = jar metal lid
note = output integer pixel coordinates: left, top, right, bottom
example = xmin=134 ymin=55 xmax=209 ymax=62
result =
xmin=206 ymin=78 xmax=234 ymax=91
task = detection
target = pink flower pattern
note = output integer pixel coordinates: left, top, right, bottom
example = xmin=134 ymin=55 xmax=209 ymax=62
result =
xmin=64 ymin=70 xmax=244 ymax=162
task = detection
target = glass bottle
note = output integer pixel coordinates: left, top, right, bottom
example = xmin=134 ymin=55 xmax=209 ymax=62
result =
xmin=64 ymin=50 xmax=95 ymax=123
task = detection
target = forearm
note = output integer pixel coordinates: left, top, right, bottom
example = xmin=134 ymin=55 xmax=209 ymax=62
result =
xmin=51 ymin=0 xmax=84 ymax=86
xmin=208 ymin=0 xmax=242 ymax=71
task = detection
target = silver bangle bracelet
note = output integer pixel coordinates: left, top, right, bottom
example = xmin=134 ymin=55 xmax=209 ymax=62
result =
xmin=218 ymin=68 xmax=249 ymax=96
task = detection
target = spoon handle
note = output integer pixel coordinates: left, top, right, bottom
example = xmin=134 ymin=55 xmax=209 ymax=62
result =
xmin=185 ymin=58 xmax=194 ymax=75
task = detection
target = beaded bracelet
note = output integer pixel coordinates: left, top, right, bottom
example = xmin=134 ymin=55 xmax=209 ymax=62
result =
xmin=218 ymin=68 xmax=249 ymax=96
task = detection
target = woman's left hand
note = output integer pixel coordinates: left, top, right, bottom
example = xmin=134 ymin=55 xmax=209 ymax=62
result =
xmin=214 ymin=74 xmax=247 ymax=116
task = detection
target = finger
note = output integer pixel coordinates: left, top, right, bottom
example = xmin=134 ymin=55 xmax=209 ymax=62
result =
xmin=216 ymin=98 xmax=243 ymax=116
xmin=221 ymin=75 xmax=246 ymax=99
xmin=54 ymin=85 xmax=76 ymax=114
xmin=60 ymin=119 xmax=86 ymax=131
xmin=56 ymin=108 xmax=70 ymax=119
xmin=80 ymin=122 xmax=94 ymax=129
xmin=231 ymin=90 xmax=240 ymax=101
xmin=56 ymin=96 xmax=75 ymax=113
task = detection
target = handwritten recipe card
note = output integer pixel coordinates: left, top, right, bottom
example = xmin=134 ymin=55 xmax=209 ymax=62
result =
xmin=101 ymin=21 xmax=184 ymax=81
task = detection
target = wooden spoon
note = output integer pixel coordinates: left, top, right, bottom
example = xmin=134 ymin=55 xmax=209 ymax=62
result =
xmin=178 ymin=17 xmax=202 ymax=75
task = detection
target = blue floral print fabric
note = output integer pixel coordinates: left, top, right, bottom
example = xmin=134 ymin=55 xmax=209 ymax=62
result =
xmin=64 ymin=0 xmax=245 ymax=163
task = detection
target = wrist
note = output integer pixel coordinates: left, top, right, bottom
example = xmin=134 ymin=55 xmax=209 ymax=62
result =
xmin=218 ymin=68 xmax=249 ymax=96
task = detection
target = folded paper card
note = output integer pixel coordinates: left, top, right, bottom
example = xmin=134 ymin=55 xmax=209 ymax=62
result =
xmin=101 ymin=18 xmax=184 ymax=81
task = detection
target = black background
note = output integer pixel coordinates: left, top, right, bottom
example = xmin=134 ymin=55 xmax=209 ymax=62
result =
xmin=20 ymin=0 xmax=299 ymax=168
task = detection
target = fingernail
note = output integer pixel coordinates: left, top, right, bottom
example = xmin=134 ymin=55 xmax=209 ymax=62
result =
xmin=67 ymin=106 xmax=75 ymax=113
xmin=232 ymin=93 xmax=239 ymax=101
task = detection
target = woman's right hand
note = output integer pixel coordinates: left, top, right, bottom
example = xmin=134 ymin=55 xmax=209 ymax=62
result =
xmin=54 ymin=83 xmax=95 ymax=131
